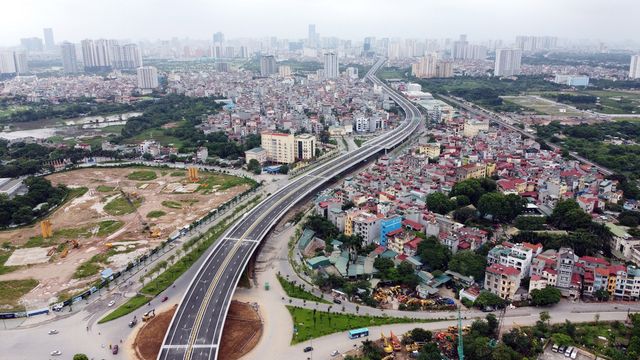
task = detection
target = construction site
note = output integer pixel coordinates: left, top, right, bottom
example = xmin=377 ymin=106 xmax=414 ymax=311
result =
xmin=0 ymin=167 xmax=253 ymax=310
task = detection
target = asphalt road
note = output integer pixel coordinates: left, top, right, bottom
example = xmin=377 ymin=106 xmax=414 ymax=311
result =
xmin=158 ymin=58 xmax=424 ymax=360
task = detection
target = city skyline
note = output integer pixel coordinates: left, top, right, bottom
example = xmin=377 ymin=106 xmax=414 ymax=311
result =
xmin=1 ymin=0 xmax=639 ymax=47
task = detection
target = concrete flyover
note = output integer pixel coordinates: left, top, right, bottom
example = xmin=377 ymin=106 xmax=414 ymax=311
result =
xmin=158 ymin=58 xmax=423 ymax=360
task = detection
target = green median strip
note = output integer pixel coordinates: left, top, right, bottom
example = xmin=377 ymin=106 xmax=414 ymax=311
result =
xmin=287 ymin=306 xmax=444 ymax=344
xmin=276 ymin=274 xmax=330 ymax=304
xmin=98 ymin=194 xmax=263 ymax=323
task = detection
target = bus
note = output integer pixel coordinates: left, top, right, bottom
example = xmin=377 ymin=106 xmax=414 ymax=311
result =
xmin=348 ymin=328 xmax=369 ymax=339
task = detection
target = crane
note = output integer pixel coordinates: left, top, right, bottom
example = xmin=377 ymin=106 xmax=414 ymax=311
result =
xmin=119 ymin=188 xmax=149 ymax=233
xmin=457 ymin=307 xmax=464 ymax=360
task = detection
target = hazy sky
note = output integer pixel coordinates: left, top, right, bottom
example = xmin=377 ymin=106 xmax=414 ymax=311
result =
xmin=2 ymin=0 xmax=638 ymax=46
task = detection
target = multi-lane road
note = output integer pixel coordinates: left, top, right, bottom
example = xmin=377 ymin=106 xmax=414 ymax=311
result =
xmin=158 ymin=58 xmax=423 ymax=360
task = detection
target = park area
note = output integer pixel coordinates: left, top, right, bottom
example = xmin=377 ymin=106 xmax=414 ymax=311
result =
xmin=0 ymin=167 xmax=253 ymax=311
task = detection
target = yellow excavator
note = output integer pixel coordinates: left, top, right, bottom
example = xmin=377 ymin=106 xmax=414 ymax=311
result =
xmin=381 ymin=332 xmax=393 ymax=354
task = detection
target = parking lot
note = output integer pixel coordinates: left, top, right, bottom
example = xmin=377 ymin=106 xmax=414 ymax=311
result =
xmin=539 ymin=343 xmax=595 ymax=360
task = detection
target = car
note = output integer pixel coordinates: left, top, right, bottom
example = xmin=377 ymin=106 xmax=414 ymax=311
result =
xmin=558 ymin=345 xmax=567 ymax=354
xmin=565 ymin=346 xmax=574 ymax=357
xmin=107 ymin=300 xmax=116 ymax=307
xmin=332 ymin=298 xmax=342 ymax=304
xmin=161 ymin=296 xmax=169 ymax=302
xmin=552 ymin=344 xmax=559 ymax=352
xmin=482 ymin=306 xmax=495 ymax=312
xmin=303 ymin=346 xmax=313 ymax=353
xmin=50 ymin=350 xmax=62 ymax=356
xmin=570 ymin=349 xmax=578 ymax=359
xmin=112 ymin=344 xmax=119 ymax=354
xmin=48 ymin=329 xmax=59 ymax=335
xmin=330 ymin=350 xmax=339 ymax=356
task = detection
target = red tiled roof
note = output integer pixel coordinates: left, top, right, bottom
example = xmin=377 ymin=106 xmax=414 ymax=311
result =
xmin=486 ymin=263 xmax=520 ymax=277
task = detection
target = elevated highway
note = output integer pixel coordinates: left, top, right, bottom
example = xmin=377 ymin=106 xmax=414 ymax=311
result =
xmin=158 ymin=58 xmax=423 ymax=360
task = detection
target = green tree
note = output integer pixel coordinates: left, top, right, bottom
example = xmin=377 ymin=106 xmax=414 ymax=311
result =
xmin=474 ymin=291 xmax=506 ymax=309
xmin=478 ymin=192 xmax=526 ymax=223
xmin=279 ymin=164 xmax=289 ymax=174
xmin=448 ymin=250 xmax=487 ymax=281
xmin=142 ymin=152 xmax=153 ymax=160
xmin=246 ymin=159 xmax=262 ymax=174
xmin=530 ymin=287 xmax=561 ymax=306
xmin=491 ymin=343 xmax=519 ymax=360
xmin=410 ymin=328 xmax=433 ymax=342
xmin=551 ymin=333 xmax=572 ymax=346
xmin=502 ymin=328 xmax=539 ymax=357
xmin=73 ymin=355 xmax=89 ymax=360
xmin=418 ymin=342 xmax=442 ymax=360
xmin=426 ymin=192 xmax=455 ymax=214
xmin=549 ymin=199 xmax=591 ymax=230
xmin=373 ymin=257 xmax=394 ymax=274
xmin=417 ymin=236 xmax=451 ymax=271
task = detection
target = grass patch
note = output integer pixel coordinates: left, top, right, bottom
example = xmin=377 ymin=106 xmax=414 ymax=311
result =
xmin=127 ymin=170 xmax=157 ymax=181
xmin=73 ymin=252 xmax=111 ymax=279
xmin=170 ymin=171 xmax=186 ymax=177
xmin=276 ymin=274 xmax=329 ymax=303
xmin=0 ymin=279 xmax=39 ymax=311
xmin=287 ymin=306 xmax=439 ymax=344
xmin=354 ymin=138 xmax=366 ymax=147
xmin=198 ymin=174 xmax=257 ymax=193
xmin=97 ymin=220 xmax=124 ymax=236
xmin=104 ymin=195 xmax=141 ymax=216
xmin=98 ymin=294 xmax=150 ymax=323
xmin=100 ymin=194 xmax=263 ymax=323
xmin=96 ymin=185 xmax=116 ymax=192
xmin=146 ymin=210 xmax=166 ymax=218
xmin=0 ymin=250 xmax=19 ymax=275
xmin=161 ymin=200 xmax=182 ymax=209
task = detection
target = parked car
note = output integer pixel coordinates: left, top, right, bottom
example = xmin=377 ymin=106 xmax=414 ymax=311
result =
xmin=552 ymin=344 xmax=559 ymax=352
xmin=330 ymin=350 xmax=339 ymax=356
xmin=558 ymin=345 xmax=567 ymax=354
xmin=48 ymin=329 xmax=59 ymax=335
xmin=565 ymin=346 xmax=574 ymax=357
xmin=570 ymin=349 xmax=578 ymax=359
xmin=50 ymin=350 xmax=62 ymax=356
xmin=112 ymin=345 xmax=119 ymax=354
xmin=332 ymin=298 xmax=342 ymax=304
xmin=303 ymin=346 xmax=313 ymax=353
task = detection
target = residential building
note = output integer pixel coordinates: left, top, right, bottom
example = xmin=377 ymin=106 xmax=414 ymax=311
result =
xmin=43 ymin=28 xmax=55 ymax=50
xmin=137 ymin=66 xmax=159 ymax=89
xmin=60 ymin=42 xmax=79 ymax=73
xmin=278 ymin=65 xmax=292 ymax=77
xmin=260 ymin=55 xmax=277 ymax=76
xmin=261 ymin=132 xmax=295 ymax=164
xmin=494 ymin=49 xmax=522 ymax=76
xmin=463 ymin=119 xmax=489 ymax=137
xmin=294 ymin=134 xmax=316 ymax=161
xmin=323 ymin=52 xmax=339 ymax=79
xmin=630 ymin=55 xmax=640 ymax=79
xmin=13 ymin=52 xmax=28 ymax=74
xmin=20 ymin=37 xmax=43 ymax=52
xmin=412 ymin=54 xmax=438 ymax=78
xmin=556 ymin=247 xmax=576 ymax=289
xmin=484 ymin=263 xmax=521 ymax=300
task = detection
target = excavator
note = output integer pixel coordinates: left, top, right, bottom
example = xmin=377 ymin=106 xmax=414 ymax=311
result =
xmin=389 ymin=331 xmax=402 ymax=351
xmin=381 ymin=332 xmax=393 ymax=354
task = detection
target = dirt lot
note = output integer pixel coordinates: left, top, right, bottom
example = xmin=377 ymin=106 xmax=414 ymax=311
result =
xmin=0 ymin=167 xmax=250 ymax=308
xmin=133 ymin=301 xmax=262 ymax=360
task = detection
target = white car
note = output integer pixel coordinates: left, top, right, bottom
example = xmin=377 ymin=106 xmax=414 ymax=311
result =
xmin=50 ymin=350 xmax=62 ymax=356
xmin=107 ymin=300 xmax=116 ymax=307
xmin=330 ymin=350 xmax=340 ymax=356
xmin=48 ymin=329 xmax=59 ymax=335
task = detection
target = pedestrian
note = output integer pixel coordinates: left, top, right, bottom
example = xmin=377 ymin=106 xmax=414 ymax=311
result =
xmin=86 ymin=326 xmax=89 ymax=331
xmin=109 ymin=344 xmax=112 ymax=349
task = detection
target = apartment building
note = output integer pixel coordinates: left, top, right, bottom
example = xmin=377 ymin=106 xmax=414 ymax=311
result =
xmin=261 ymin=132 xmax=295 ymax=164
xmin=484 ymin=263 xmax=521 ymax=300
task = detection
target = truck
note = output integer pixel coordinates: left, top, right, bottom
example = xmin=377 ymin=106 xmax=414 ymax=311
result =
xmin=142 ymin=309 xmax=156 ymax=322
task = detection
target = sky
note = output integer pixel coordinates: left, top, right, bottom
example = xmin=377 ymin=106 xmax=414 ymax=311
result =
xmin=2 ymin=0 xmax=638 ymax=46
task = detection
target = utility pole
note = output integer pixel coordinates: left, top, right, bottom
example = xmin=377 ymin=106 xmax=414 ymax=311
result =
xmin=457 ymin=307 xmax=464 ymax=360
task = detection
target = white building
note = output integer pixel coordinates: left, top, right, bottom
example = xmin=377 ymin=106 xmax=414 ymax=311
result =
xmin=278 ymin=65 xmax=292 ymax=77
xmin=463 ymin=119 xmax=489 ymax=137
xmin=323 ymin=52 xmax=338 ymax=79
xmin=494 ymin=48 xmax=522 ymax=76
xmin=294 ymin=134 xmax=316 ymax=161
xmin=346 ymin=67 xmax=359 ymax=80
xmin=61 ymin=42 xmax=79 ymax=73
xmin=137 ymin=66 xmax=159 ymax=89
xmin=0 ymin=52 xmax=16 ymax=74
xmin=553 ymin=74 xmax=589 ymax=87
xmin=630 ymin=55 xmax=640 ymax=79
